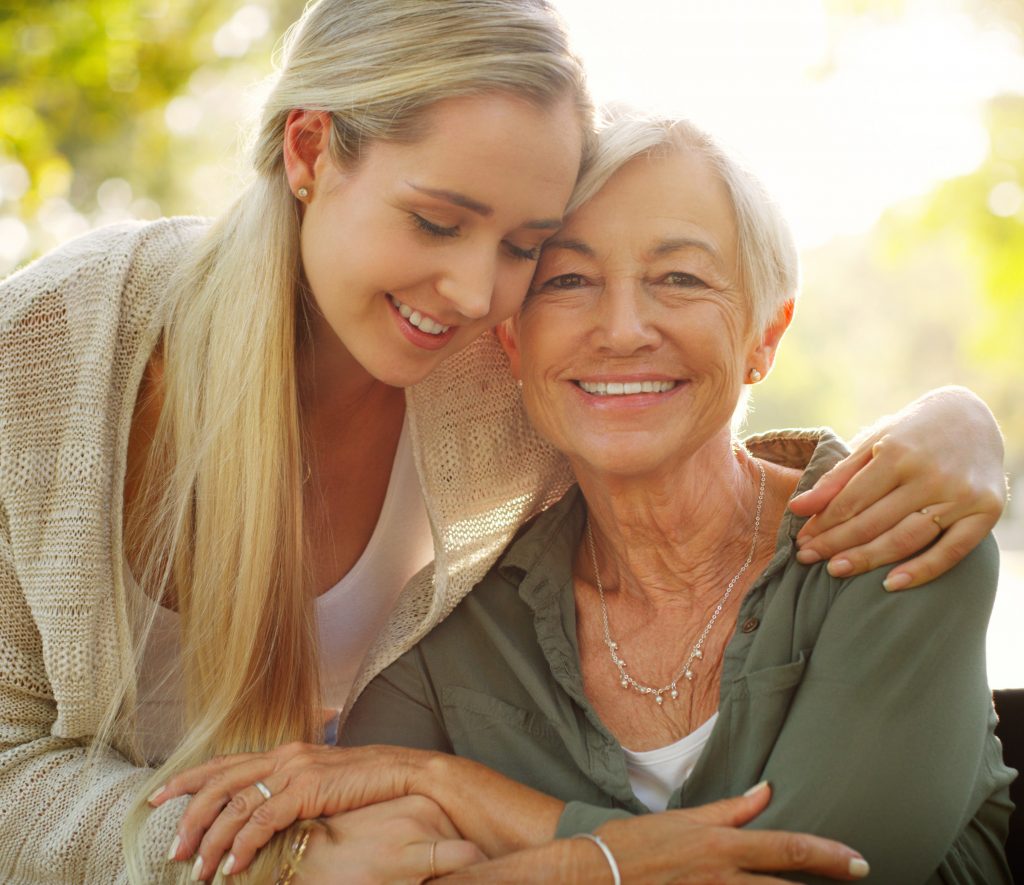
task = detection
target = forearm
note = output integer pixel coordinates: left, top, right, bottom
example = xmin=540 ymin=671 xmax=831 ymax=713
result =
xmin=412 ymin=752 xmax=564 ymax=856
xmin=441 ymin=837 xmax=606 ymax=883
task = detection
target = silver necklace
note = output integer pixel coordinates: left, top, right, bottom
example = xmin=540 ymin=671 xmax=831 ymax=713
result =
xmin=584 ymin=458 xmax=766 ymax=706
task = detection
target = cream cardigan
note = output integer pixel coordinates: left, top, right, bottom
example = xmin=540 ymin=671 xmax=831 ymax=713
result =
xmin=0 ymin=218 xmax=818 ymax=882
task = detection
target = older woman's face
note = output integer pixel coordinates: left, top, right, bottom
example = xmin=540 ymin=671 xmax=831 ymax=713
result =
xmin=501 ymin=147 xmax=766 ymax=478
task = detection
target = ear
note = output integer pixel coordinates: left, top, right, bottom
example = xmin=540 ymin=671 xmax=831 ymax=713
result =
xmin=746 ymin=299 xmax=794 ymax=381
xmin=283 ymin=110 xmax=334 ymax=197
xmin=494 ymin=318 xmax=522 ymax=381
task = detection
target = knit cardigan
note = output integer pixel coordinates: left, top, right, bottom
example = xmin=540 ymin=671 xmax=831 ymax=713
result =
xmin=0 ymin=218 xmax=822 ymax=882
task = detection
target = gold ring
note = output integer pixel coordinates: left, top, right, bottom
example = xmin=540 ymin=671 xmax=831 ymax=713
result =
xmin=429 ymin=841 xmax=438 ymax=880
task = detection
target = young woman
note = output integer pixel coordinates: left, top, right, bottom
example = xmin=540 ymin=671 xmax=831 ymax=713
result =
xmin=0 ymin=1 xmax=1006 ymax=882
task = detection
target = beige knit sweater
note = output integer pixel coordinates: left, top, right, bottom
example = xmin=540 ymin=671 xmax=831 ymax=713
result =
xmin=0 ymin=218 xmax=820 ymax=882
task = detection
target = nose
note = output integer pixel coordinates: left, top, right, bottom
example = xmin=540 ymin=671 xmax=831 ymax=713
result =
xmin=435 ymin=246 xmax=497 ymax=321
xmin=593 ymin=278 xmax=661 ymax=353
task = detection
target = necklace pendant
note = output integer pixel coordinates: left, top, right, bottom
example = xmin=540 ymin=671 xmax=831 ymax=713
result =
xmin=654 ymin=693 xmax=664 ymax=706
xmin=684 ymin=668 xmax=695 ymax=681
xmin=670 ymin=685 xmax=679 ymax=700
xmin=693 ymin=648 xmax=703 ymax=660
xmin=620 ymin=676 xmax=629 ymax=688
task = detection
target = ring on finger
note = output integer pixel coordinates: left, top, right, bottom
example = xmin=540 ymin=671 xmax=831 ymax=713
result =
xmin=254 ymin=780 xmax=273 ymax=801
xmin=429 ymin=841 xmax=437 ymax=880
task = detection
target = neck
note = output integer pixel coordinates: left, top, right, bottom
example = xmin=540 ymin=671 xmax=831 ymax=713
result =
xmin=575 ymin=434 xmax=768 ymax=611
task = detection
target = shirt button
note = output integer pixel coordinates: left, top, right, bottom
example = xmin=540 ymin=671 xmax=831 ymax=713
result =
xmin=741 ymin=617 xmax=760 ymax=634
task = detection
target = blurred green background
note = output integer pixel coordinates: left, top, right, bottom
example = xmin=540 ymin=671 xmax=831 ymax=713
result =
xmin=1 ymin=0 xmax=1021 ymax=498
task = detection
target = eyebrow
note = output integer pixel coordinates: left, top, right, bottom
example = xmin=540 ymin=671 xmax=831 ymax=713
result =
xmin=407 ymin=182 xmax=563 ymax=230
xmin=650 ymin=237 xmax=721 ymax=260
xmin=540 ymin=238 xmax=594 ymax=256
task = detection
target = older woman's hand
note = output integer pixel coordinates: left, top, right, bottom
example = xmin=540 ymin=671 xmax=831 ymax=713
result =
xmin=790 ymin=386 xmax=1005 ymax=590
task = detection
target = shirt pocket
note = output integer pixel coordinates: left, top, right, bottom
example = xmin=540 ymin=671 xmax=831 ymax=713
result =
xmin=724 ymin=651 xmax=809 ymax=786
xmin=440 ymin=685 xmax=604 ymax=804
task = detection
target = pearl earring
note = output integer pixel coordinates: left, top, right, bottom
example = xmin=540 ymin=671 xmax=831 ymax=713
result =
xmin=748 ymin=368 xmax=762 ymax=383
xmin=297 ymin=186 xmax=310 ymax=199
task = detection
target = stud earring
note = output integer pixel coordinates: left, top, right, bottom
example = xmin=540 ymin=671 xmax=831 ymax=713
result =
xmin=297 ymin=186 xmax=310 ymax=200
xmin=748 ymin=368 xmax=762 ymax=383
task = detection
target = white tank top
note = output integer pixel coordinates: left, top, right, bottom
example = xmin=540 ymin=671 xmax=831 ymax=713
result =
xmin=129 ymin=417 xmax=433 ymax=763
xmin=621 ymin=713 xmax=719 ymax=811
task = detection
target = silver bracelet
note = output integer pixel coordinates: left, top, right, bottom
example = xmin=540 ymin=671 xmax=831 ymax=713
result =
xmin=572 ymin=832 xmax=622 ymax=885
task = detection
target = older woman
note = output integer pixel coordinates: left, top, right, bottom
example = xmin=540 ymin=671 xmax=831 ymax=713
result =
xmin=153 ymin=117 xmax=1013 ymax=883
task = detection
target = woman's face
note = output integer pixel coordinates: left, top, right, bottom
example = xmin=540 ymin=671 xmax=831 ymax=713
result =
xmin=294 ymin=93 xmax=583 ymax=388
xmin=501 ymin=147 xmax=776 ymax=479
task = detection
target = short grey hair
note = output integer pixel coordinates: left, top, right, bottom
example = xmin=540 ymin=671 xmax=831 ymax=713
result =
xmin=567 ymin=111 xmax=798 ymax=336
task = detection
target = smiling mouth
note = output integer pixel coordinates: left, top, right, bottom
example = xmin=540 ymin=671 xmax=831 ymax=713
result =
xmin=575 ymin=380 xmax=679 ymax=396
xmin=388 ymin=294 xmax=452 ymax=336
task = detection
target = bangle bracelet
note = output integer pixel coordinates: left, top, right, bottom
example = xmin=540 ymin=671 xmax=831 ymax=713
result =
xmin=572 ymin=832 xmax=622 ymax=885
xmin=274 ymin=825 xmax=313 ymax=885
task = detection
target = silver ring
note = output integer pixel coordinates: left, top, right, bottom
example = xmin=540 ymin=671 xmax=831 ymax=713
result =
xmin=253 ymin=780 xmax=272 ymax=801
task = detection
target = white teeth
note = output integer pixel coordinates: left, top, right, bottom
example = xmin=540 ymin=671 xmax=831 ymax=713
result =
xmin=578 ymin=380 xmax=677 ymax=396
xmin=389 ymin=295 xmax=451 ymax=335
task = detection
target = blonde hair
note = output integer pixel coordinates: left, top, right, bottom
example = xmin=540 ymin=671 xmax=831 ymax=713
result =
xmin=568 ymin=111 xmax=798 ymax=336
xmin=120 ymin=1 xmax=590 ymax=880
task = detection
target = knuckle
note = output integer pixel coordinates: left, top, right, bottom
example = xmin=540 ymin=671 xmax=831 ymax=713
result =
xmin=226 ymin=792 xmax=251 ymax=816
xmin=941 ymin=538 xmax=972 ymax=566
xmin=250 ymin=802 xmax=278 ymax=828
xmin=782 ymin=833 xmax=813 ymax=865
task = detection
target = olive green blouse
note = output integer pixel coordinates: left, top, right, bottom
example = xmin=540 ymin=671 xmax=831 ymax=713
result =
xmin=344 ymin=432 xmax=1014 ymax=884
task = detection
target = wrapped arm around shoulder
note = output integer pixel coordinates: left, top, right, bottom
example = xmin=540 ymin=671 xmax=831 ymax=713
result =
xmin=0 ymin=525 xmax=183 ymax=883
xmin=747 ymin=537 xmax=1012 ymax=884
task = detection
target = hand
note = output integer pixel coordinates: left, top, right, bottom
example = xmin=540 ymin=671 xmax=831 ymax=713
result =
xmin=790 ymin=386 xmax=1005 ymax=590
xmin=150 ymin=742 xmax=437 ymax=877
xmin=290 ymin=798 xmax=485 ymax=885
xmin=442 ymin=783 xmax=868 ymax=883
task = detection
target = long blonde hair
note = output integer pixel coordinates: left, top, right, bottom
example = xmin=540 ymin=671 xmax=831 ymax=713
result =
xmin=120 ymin=1 xmax=590 ymax=880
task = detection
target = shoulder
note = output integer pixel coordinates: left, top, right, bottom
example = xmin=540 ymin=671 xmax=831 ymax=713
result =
xmin=0 ymin=217 xmax=208 ymax=331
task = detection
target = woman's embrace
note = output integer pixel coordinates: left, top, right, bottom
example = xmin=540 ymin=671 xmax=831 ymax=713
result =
xmin=159 ymin=116 xmax=1013 ymax=882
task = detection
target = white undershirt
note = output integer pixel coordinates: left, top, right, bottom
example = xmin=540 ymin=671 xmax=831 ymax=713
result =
xmin=622 ymin=713 xmax=719 ymax=811
xmin=129 ymin=416 xmax=434 ymax=763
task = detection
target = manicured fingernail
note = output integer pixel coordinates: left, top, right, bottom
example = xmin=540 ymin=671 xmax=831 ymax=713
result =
xmin=849 ymin=857 xmax=870 ymax=878
xmin=883 ymin=572 xmax=910 ymax=592
xmin=827 ymin=558 xmax=852 ymax=577
xmin=796 ymin=548 xmax=821 ymax=564
xmin=222 ymin=854 xmax=236 ymax=876
xmin=166 ymin=835 xmax=180 ymax=862
xmin=190 ymin=856 xmax=203 ymax=881
xmin=148 ymin=785 xmax=166 ymax=804
xmin=743 ymin=780 xmax=769 ymax=797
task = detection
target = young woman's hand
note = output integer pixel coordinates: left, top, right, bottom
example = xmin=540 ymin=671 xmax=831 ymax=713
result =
xmin=287 ymin=798 xmax=485 ymax=885
xmin=790 ymin=386 xmax=1005 ymax=589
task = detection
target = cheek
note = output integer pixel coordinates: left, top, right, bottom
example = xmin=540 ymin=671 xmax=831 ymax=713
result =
xmin=490 ymin=263 xmax=540 ymax=322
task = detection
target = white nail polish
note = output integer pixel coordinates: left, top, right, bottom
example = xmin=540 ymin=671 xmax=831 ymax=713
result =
xmin=166 ymin=835 xmax=180 ymax=862
xmin=849 ymin=857 xmax=870 ymax=878
xmin=147 ymin=785 xmax=166 ymax=804
xmin=222 ymin=854 xmax=236 ymax=876
xmin=190 ymin=856 xmax=203 ymax=882
xmin=743 ymin=780 xmax=769 ymax=797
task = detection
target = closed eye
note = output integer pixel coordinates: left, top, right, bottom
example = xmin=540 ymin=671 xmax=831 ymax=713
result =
xmin=504 ymin=241 xmax=542 ymax=262
xmin=412 ymin=214 xmax=459 ymax=238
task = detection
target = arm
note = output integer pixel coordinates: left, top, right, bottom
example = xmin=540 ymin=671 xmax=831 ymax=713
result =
xmin=0 ymin=518 xmax=182 ymax=882
xmin=790 ymin=386 xmax=1006 ymax=588
xmin=746 ymin=537 xmax=1011 ymax=883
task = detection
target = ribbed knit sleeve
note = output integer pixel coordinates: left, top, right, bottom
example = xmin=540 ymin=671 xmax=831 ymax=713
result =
xmin=0 ymin=219 xmax=205 ymax=882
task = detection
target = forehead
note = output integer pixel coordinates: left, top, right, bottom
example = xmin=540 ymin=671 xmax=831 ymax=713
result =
xmin=562 ymin=148 xmax=737 ymax=257
xmin=355 ymin=94 xmax=583 ymax=219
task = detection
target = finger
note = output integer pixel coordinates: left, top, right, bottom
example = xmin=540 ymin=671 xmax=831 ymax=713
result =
xmin=728 ymin=829 xmax=869 ymax=880
xmin=193 ymin=775 xmax=297 ymax=879
xmin=219 ymin=788 xmax=315 ymax=875
xmin=429 ymin=839 xmax=488 ymax=880
xmin=172 ymin=758 xmax=284 ymax=860
xmin=669 ymin=781 xmax=773 ymax=828
xmin=882 ymin=514 xmax=992 ymax=591
xmin=795 ymin=453 xmax=904 ymax=545
xmin=150 ymin=753 xmax=255 ymax=807
xmin=789 ymin=445 xmax=873 ymax=520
